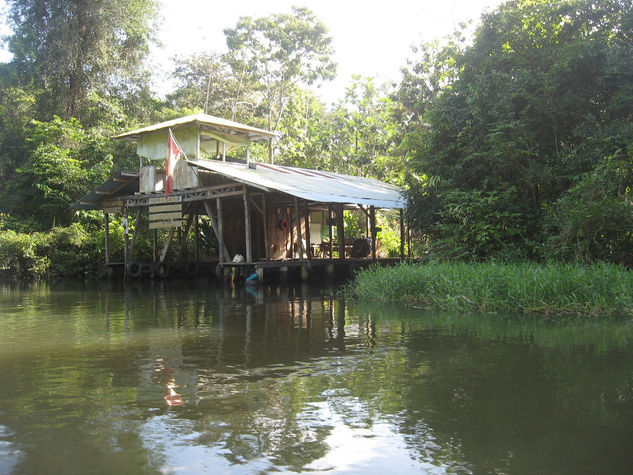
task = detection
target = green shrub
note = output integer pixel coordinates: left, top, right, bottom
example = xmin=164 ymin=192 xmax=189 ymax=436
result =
xmin=344 ymin=261 xmax=633 ymax=317
xmin=0 ymin=223 xmax=105 ymax=280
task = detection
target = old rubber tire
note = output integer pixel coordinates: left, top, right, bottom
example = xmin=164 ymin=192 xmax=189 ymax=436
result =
xmin=184 ymin=261 xmax=199 ymax=277
xmin=126 ymin=261 xmax=142 ymax=278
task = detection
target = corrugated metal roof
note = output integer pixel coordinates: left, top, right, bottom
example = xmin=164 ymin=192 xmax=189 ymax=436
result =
xmin=71 ymin=171 xmax=139 ymax=210
xmin=113 ymin=113 xmax=276 ymax=141
xmin=188 ymin=160 xmax=406 ymax=209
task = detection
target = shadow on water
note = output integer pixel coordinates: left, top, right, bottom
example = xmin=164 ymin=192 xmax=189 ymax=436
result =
xmin=1 ymin=279 xmax=633 ymax=473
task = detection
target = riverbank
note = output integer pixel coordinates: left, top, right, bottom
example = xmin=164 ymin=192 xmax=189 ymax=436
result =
xmin=343 ymin=262 xmax=633 ymax=317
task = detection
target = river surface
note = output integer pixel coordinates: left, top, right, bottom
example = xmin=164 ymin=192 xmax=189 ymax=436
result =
xmin=1 ymin=279 xmax=633 ymax=474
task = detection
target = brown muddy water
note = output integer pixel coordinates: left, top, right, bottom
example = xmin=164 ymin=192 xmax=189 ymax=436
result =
xmin=1 ymin=279 xmax=633 ymax=474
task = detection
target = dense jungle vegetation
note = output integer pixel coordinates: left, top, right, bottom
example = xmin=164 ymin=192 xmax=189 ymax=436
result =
xmin=0 ymin=0 xmax=632 ymax=279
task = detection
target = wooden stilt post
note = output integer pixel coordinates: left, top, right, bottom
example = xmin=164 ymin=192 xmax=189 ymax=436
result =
xmin=294 ymin=197 xmax=303 ymax=259
xmin=160 ymin=227 xmax=176 ymax=263
xmin=243 ymin=189 xmax=252 ymax=263
xmin=289 ymin=207 xmax=294 ymax=259
xmin=262 ymin=194 xmax=269 ymax=259
xmin=194 ymin=213 xmax=199 ymax=263
xmin=123 ymin=209 xmax=129 ymax=276
xmin=129 ymin=208 xmax=141 ymax=260
xmin=104 ymin=213 xmax=110 ymax=267
xmin=370 ymin=206 xmax=377 ymax=260
xmin=400 ymin=209 xmax=405 ymax=260
xmin=337 ymin=204 xmax=345 ymax=260
xmin=203 ymin=200 xmax=228 ymax=263
xmin=153 ymin=229 xmax=157 ymax=263
xmin=304 ymin=202 xmax=311 ymax=260
xmin=328 ymin=205 xmax=333 ymax=259
xmin=217 ymin=198 xmax=226 ymax=263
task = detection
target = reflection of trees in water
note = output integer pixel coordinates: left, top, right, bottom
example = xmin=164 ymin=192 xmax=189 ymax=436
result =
xmin=4 ymin=281 xmax=633 ymax=473
xmin=354 ymin=303 xmax=633 ymax=474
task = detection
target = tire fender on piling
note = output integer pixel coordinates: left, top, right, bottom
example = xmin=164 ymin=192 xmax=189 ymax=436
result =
xmin=185 ymin=262 xmax=199 ymax=277
xmin=126 ymin=261 xmax=142 ymax=278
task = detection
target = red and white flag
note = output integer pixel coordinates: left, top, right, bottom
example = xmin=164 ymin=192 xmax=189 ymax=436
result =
xmin=165 ymin=128 xmax=184 ymax=197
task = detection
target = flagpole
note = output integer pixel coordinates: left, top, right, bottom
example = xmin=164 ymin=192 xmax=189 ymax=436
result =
xmin=166 ymin=128 xmax=187 ymax=198
xmin=169 ymin=128 xmax=188 ymax=160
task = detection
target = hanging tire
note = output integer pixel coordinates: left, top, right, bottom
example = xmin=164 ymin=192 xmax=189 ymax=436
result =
xmin=155 ymin=262 xmax=170 ymax=279
xmin=126 ymin=261 xmax=142 ymax=278
xmin=184 ymin=261 xmax=199 ymax=277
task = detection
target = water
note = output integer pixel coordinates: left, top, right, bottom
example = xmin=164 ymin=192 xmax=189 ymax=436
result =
xmin=1 ymin=280 xmax=633 ymax=474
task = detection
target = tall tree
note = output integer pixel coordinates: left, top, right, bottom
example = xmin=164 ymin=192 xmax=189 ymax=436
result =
xmin=168 ymin=53 xmax=239 ymax=119
xmin=326 ymin=76 xmax=398 ymax=180
xmin=399 ymin=0 xmax=633 ymax=262
xmin=224 ymin=6 xmax=336 ymax=162
xmin=5 ymin=0 xmax=159 ymax=119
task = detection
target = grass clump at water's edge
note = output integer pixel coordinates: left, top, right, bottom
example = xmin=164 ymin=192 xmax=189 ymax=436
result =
xmin=342 ymin=261 xmax=633 ymax=317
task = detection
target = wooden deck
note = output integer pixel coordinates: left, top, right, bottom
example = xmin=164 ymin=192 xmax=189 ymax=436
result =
xmin=104 ymin=257 xmax=404 ymax=282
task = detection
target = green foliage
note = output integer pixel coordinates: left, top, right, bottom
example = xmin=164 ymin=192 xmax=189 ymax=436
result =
xmin=345 ymin=261 xmax=633 ymax=317
xmin=3 ymin=117 xmax=113 ymax=229
xmin=5 ymin=0 xmax=159 ymax=119
xmin=342 ymin=210 xmax=364 ymax=239
xmin=0 ymin=223 xmax=105 ymax=279
xmin=399 ymin=0 xmax=633 ymax=264
xmin=224 ymin=6 xmax=336 ymax=160
xmin=168 ymin=53 xmax=239 ymax=118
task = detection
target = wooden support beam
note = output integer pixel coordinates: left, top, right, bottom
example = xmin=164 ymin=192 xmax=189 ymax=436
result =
xmin=400 ymin=209 xmax=405 ymax=259
xmin=244 ymin=189 xmax=252 ymax=263
xmin=337 ymin=204 xmax=345 ymax=260
xmin=175 ymin=213 xmax=194 ymax=261
xmin=129 ymin=209 xmax=142 ymax=260
xmin=248 ymin=196 xmax=264 ymax=216
xmin=407 ymin=223 xmax=412 ymax=260
xmin=203 ymin=200 xmax=229 ymax=263
xmin=153 ymin=229 xmax=157 ymax=263
xmin=217 ymin=197 xmax=225 ymax=263
xmin=194 ymin=214 xmax=199 ymax=262
xmin=304 ymin=201 xmax=311 ymax=260
xmin=262 ymin=194 xmax=269 ymax=260
xmin=123 ymin=212 xmax=129 ymax=275
xmin=294 ymin=197 xmax=303 ymax=259
xmin=104 ymin=212 xmax=110 ymax=267
xmin=289 ymin=206 xmax=294 ymax=259
xmin=160 ymin=227 xmax=176 ymax=263
xmin=328 ymin=205 xmax=333 ymax=259
xmin=370 ymin=206 xmax=377 ymax=260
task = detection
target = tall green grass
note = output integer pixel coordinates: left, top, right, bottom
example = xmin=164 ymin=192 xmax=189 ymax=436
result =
xmin=344 ymin=262 xmax=633 ymax=316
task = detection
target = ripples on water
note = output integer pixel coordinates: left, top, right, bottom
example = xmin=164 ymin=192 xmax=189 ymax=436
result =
xmin=1 ymin=279 xmax=633 ymax=474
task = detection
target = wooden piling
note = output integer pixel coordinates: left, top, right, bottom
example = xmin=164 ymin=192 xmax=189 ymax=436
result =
xmin=400 ymin=209 xmax=405 ymax=260
xmin=294 ymin=197 xmax=303 ymax=259
xmin=328 ymin=205 xmax=333 ymax=259
xmin=243 ymin=189 xmax=252 ymax=263
xmin=304 ymin=201 xmax=311 ymax=259
xmin=104 ymin=212 xmax=110 ymax=267
xmin=337 ymin=204 xmax=345 ymax=260
xmin=217 ymin=198 xmax=225 ymax=263
xmin=370 ymin=206 xmax=377 ymax=260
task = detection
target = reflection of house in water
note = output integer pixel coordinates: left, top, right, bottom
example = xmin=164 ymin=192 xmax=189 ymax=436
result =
xmin=73 ymin=114 xmax=408 ymax=280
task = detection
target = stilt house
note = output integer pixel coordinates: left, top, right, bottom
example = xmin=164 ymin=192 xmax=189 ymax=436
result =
xmin=73 ymin=114 xmax=407 ymax=279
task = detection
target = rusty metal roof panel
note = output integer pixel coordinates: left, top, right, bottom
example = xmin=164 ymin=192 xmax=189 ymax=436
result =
xmin=188 ymin=160 xmax=406 ymax=208
xmin=71 ymin=171 xmax=139 ymax=210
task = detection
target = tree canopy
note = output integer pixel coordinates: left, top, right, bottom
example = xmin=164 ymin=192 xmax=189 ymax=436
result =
xmin=1 ymin=0 xmax=633 ymax=272
xmin=401 ymin=0 xmax=633 ymax=263
xmin=5 ymin=0 xmax=159 ymax=120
